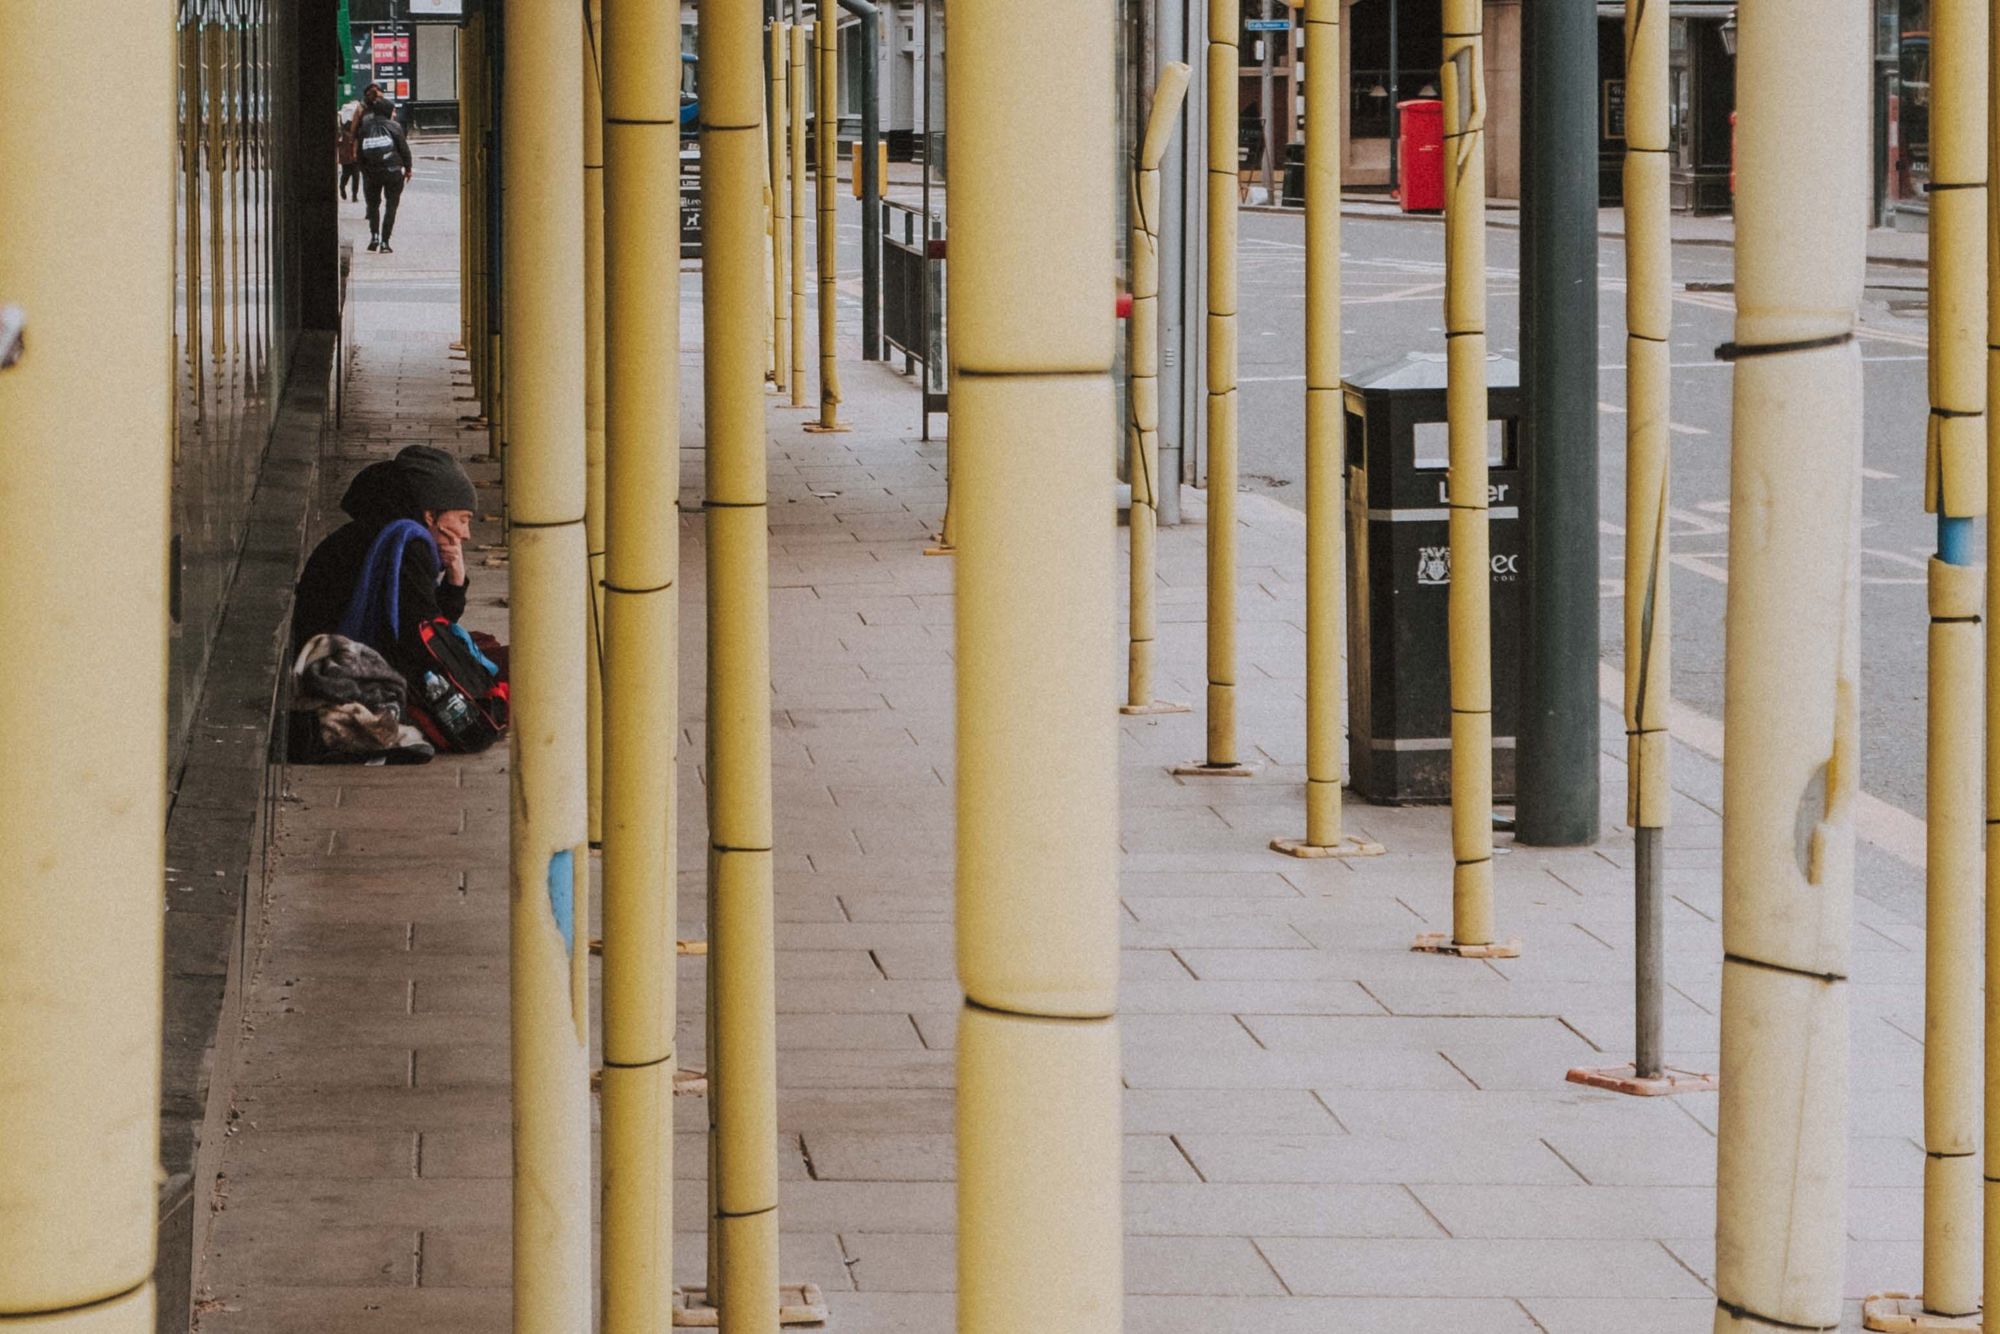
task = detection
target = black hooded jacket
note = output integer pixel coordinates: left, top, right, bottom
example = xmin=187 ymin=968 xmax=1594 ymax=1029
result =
xmin=292 ymin=458 xmax=468 ymax=668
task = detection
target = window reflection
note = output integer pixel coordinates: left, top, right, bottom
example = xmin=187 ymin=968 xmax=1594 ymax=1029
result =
xmin=172 ymin=0 xmax=295 ymax=763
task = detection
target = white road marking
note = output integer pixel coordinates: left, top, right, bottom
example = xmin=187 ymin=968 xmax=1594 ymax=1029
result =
xmin=1597 ymin=400 xmax=1709 ymax=436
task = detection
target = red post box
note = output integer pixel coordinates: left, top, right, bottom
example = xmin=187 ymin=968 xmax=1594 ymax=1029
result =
xmin=1398 ymin=98 xmax=1446 ymax=214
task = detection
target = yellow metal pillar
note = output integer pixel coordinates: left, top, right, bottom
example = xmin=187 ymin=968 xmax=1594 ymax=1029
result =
xmin=1564 ymin=0 xmax=1713 ymax=1099
xmin=0 ymin=4 xmax=171 ymax=1331
xmin=700 ymin=2 xmax=783 ymax=1327
xmin=789 ymin=22 xmax=810 ymax=409
xmin=585 ymin=0 xmax=609 ymax=847
xmin=769 ymin=20 xmax=791 ymax=396
xmin=600 ymin=0 xmax=682 ymax=1325
xmin=1123 ymin=63 xmax=1191 ymax=718
xmin=1893 ymin=0 xmax=1989 ymax=1323
xmin=951 ymin=2 xmax=1122 ymax=1330
xmin=1621 ymin=0 xmax=1672 ymax=863
xmin=1178 ymin=0 xmax=1250 ymax=778
xmin=1273 ymin=0 xmax=1380 ymax=860
xmin=1414 ymin=0 xmax=1513 ymax=959
xmin=808 ymin=16 xmax=849 ymax=434
xmin=1715 ymin=5 xmax=1866 ymax=1331
xmin=1987 ymin=0 xmax=2000 ymax=1316
xmin=504 ymin=0 xmax=594 ymax=1325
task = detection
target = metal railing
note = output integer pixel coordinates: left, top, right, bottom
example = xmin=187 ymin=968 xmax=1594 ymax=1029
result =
xmin=879 ymin=198 xmax=946 ymax=436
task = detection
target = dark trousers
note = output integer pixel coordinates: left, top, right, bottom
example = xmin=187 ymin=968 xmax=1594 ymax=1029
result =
xmin=339 ymin=161 xmax=361 ymax=199
xmin=363 ymin=172 xmax=405 ymax=243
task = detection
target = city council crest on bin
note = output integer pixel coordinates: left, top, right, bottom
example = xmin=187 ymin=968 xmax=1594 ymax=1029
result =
xmin=1417 ymin=546 xmax=1451 ymax=586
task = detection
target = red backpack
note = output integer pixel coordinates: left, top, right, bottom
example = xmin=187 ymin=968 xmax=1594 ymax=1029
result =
xmin=408 ymin=618 xmax=510 ymax=753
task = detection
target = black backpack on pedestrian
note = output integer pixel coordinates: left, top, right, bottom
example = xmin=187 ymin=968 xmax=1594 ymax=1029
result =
xmin=358 ymin=115 xmax=403 ymax=174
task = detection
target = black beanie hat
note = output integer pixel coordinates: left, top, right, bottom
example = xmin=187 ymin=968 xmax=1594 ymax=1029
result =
xmin=394 ymin=445 xmax=478 ymax=515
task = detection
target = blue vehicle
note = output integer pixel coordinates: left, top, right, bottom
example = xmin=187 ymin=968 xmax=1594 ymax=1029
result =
xmin=681 ymin=50 xmax=699 ymax=133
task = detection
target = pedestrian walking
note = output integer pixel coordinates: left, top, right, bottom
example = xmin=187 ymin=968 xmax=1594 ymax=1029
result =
xmin=346 ymin=81 xmax=384 ymax=140
xmin=336 ymin=96 xmax=363 ymax=201
xmin=356 ymin=98 xmax=413 ymax=253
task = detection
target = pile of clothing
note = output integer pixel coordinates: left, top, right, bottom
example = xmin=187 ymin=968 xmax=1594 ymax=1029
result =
xmin=290 ymin=633 xmax=434 ymax=764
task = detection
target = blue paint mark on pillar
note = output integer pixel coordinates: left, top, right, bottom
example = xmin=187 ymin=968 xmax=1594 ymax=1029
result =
xmin=548 ymin=848 xmax=575 ymax=953
xmin=1939 ymin=513 xmax=1975 ymax=567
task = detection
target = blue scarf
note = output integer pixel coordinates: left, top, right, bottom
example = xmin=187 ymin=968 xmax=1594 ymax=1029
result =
xmin=337 ymin=519 xmax=438 ymax=655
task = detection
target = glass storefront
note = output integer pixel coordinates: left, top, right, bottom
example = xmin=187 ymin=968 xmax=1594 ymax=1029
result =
xmin=1893 ymin=0 xmax=1930 ymax=212
xmin=172 ymin=0 xmax=303 ymax=766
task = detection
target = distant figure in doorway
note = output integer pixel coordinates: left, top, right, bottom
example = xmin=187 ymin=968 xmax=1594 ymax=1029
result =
xmin=356 ymin=98 xmax=413 ymax=254
xmin=336 ymin=96 xmax=363 ymax=201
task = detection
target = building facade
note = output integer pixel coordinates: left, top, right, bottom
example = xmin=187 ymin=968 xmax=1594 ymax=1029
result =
xmin=343 ymin=0 xmax=465 ymax=131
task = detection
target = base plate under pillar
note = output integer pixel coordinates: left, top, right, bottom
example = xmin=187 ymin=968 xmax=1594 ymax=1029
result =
xmin=1411 ymin=931 xmax=1521 ymax=959
xmin=921 ymin=542 xmax=955 ymax=557
xmin=674 ymin=1283 xmax=828 ymax=1327
xmin=1170 ymin=761 xmax=1257 ymax=779
xmin=1270 ymin=835 xmax=1386 ymax=859
xmin=1565 ymin=1062 xmax=1717 ymax=1097
xmin=1121 ymin=700 xmax=1192 ymax=716
xmin=1861 ymin=1293 xmax=1982 ymax=1331
xmin=802 ymin=420 xmax=852 ymax=434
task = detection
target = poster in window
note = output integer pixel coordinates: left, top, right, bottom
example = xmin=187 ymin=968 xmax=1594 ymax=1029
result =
xmin=1603 ymin=78 xmax=1626 ymax=142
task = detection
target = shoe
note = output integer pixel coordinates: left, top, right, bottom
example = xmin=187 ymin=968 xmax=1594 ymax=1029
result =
xmin=379 ymin=242 xmax=394 ymax=254
xmin=367 ymin=238 xmax=380 ymax=252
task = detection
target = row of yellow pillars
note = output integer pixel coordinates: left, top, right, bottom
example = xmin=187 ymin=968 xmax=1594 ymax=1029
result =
xmin=0 ymin=8 xmax=1911 ymax=1334
xmin=493 ymin=0 xmax=852 ymax=1327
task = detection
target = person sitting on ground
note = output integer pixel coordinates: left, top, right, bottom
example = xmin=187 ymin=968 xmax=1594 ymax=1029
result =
xmin=355 ymin=97 xmax=413 ymax=253
xmin=293 ymin=445 xmax=477 ymax=675
xmin=293 ymin=447 xmax=508 ymax=756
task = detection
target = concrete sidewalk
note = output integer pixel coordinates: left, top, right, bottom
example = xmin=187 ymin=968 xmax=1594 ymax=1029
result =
xmin=195 ymin=142 xmax=1933 ymax=1333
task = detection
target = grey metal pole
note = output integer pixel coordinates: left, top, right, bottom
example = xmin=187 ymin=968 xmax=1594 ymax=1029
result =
xmin=1157 ymin=0 xmax=1193 ymax=524
xmin=1634 ymin=828 xmax=1664 ymax=1077
xmin=1386 ymin=0 xmax=1399 ymax=195
xmin=1515 ymin=0 xmax=1601 ymax=846
xmin=837 ymin=0 xmax=883 ymax=360
xmin=1259 ymin=0 xmax=1276 ymax=202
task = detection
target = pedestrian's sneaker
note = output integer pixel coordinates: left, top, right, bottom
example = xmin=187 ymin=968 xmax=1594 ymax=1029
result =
xmin=379 ymin=242 xmax=394 ymax=255
xmin=367 ymin=237 xmax=380 ymax=252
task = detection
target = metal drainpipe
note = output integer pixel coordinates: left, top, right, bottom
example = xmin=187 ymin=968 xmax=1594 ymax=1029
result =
xmin=837 ymin=0 xmax=882 ymax=360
